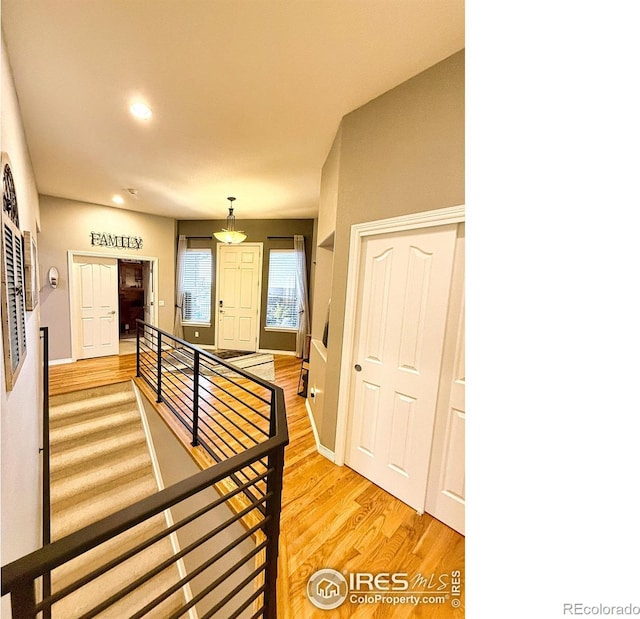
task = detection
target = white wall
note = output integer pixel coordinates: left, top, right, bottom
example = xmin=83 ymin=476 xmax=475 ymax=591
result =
xmin=1 ymin=32 xmax=43 ymax=616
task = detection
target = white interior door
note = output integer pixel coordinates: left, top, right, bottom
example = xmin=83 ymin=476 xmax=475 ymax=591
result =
xmin=216 ymin=244 xmax=262 ymax=352
xmin=425 ymin=226 xmax=465 ymax=534
xmin=73 ymin=255 xmax=119 ymax=359
xmin=346 ymin=224 xmax=457 ymax=512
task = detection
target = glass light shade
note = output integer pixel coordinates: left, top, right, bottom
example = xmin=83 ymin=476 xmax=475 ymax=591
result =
xmin=213 ymin=229 xmax=247 ymax=244
xmin=214 ymin=202 xmax=246 ymax=244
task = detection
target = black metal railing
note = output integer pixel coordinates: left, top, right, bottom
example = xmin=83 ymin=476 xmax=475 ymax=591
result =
xmin=2 ymin=322 xmax=288 ymax=618
xmin=136 ymin=322 xmax=275 ymax=508
xmin=41 ymin=326 xmax=52 ymax=619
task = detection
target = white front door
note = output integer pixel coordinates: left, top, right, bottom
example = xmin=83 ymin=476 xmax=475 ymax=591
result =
xmin=346 ymin=224 xmax=457 ymax=512
xmin=425 ymin=227 xmax=465 ymax=533
xmin=216 ymin=244 xmax=262 ymax=352
xmin=73 ymin=255 xmax=119 ymax=359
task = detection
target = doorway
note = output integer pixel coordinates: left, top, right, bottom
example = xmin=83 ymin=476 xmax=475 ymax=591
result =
xmin=334 ymin=206 xmax=465 ymax=527
xmin=215 ymin=244 xmax=263 ymax=352
xmin=118 ymin=259 xmax=154 ymax=354
xmin=69 ymin=251 xmax=159 ymax=360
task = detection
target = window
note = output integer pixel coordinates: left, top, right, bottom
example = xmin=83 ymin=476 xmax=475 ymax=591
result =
xmin=2 ymin=155 xmax=27 ymax=390
xmin=266 ymin=249 xmax=299 ymax=330
xmin=182 ymin=248 xmax=212 ymax=324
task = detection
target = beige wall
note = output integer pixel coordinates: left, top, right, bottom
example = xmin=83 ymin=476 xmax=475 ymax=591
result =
xmin=320 ymin=50 xmax=465 ymax=449
xmin=177 ymin=218 xmax=315 ymax=352
xmin=38 ymin=196 xmax=177 ymax=360
xmin=1 ymin=32 xmax=43 ymax=615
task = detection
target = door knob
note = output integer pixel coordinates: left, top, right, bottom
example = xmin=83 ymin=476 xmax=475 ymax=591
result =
xmin=354 ymin=364 xmax=362 ymax=372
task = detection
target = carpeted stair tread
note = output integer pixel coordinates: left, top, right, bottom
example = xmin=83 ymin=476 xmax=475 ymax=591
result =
xmin=49 ymin=380 xmax=136 ymax=407
xmin=50 ymin=389 xmax=137 ymax=425
xmin=52 ymin=514 xmax=168 ymax=590
xmin=50 ymin=407 xmax=141 ymax=449
xmin=50 ymin=430 xmax=147 ymax=479
xmin=52 ymin=517 xmax=184 ymax=618
xmin=48 ymin=380 xmax=186 ymax=615
xmin=51 ymin=468 xmax=160 ymax=541
xmin=52 ymin=559 xmax=185 ymax=618
xmin=51 ymin=445 xmax=155 ymax=509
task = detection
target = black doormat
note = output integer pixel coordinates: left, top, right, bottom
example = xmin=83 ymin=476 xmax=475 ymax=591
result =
xmin=213 ymin=349 xmax=254 ymax=360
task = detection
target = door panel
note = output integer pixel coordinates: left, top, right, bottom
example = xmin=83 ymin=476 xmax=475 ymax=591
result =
xmin=74 ymin=256 xmax=119 ymax=359
xmin=346 ymin=224 xmax=457 ymax=512
xmin=425 ymin=226 xmax=465 ymax=534
xmin=397 ymin=247 xmax=431 ymax=372
xmin=356 ymin=381 xmax=381 ymax=457
xmin=388 ymin=393 xmax=416 ymax=475
xmin=216 ymin=245 xmax=262 ymax=351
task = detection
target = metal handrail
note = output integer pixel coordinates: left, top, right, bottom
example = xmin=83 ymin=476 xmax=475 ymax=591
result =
xmin=40 ymin=326 xmax=51 ymax=619
xmin=2 ymin=321 xmax=288 ymax=618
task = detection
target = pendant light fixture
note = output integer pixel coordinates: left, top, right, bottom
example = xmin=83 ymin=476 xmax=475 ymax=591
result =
xmin=213 ymin=196 xmax=247 ymax=244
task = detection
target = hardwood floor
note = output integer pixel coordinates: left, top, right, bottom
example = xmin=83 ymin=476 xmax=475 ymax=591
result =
xmin=49 ymin=353 xmax=138 ymax=395
xmin=50 ymin=354 xmax=465 ymax=618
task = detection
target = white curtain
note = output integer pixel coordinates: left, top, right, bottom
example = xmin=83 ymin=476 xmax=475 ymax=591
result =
xmin=294 ymin=234 xmax=310 ymax=358
xmin=174 ymin=235 xmax=187 ymax=338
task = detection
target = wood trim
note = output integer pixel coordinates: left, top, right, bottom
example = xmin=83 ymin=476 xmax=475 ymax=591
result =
xmin=334 ymin=205 xmax=465 ymax=465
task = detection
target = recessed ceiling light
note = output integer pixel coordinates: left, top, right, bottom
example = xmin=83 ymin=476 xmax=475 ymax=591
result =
xmin=129 ymin=102 xmax=152 ymax=120
xmin=112 ymin=195 xmax=124 ymax=205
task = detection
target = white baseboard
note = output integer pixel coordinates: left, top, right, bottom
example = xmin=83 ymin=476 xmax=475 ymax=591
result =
xmin=304 ymin=399 xmax=336 ymax=463
xmin=318 ymin=443 xmax=336 ymax=463
xmin=49 ymin=358 xmax=74 ymax=366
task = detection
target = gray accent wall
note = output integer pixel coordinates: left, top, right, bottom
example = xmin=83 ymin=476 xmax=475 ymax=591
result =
xmin=317 ymin=50 xmax=465 ymax=450
xmin=177 ymin=218 xmax=315 ymax=352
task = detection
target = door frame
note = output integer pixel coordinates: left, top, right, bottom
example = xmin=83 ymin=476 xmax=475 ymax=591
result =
xmin=214 ymin=242 xmax=263 ymax=351
xmin=333 ymin=205 xmax=465 ymax=466
xmin=68 ymin=249 xmax=160 ymax=362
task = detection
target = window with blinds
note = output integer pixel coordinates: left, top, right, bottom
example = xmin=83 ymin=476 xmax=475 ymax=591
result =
xmin=2 ymin=154 xmax=28 ymax=391
xmin=266 ymin=249 xmax=299 ymax=330
xmin=2 ymin=217 xmax=28 ymax=390
xmin=182 ymin=248 xmax=212 ymax=324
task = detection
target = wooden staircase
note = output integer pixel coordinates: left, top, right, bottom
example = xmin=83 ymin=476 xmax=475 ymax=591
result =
xmin=48 ymin=381 xmax=187 ymax=618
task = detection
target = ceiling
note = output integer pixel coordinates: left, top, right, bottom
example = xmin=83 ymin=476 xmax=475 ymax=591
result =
xmin=2 ymin=0 xmax=464 ymax=220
